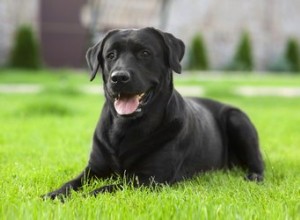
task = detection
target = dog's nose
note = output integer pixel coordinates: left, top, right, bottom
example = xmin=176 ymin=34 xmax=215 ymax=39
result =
xmin=111 ymin=71 xmax=131 ymax=84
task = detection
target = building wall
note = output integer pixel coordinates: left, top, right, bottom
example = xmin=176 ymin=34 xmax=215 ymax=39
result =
xmin=1 ymin=0 xmax=300 ymax=70
xmin=166 ymin=0 xmax=300 ymax=70
xmin=0 ymin=0 xmax=87 ymax=68
xmin=40 ymin=0 xmax=87 ymax=68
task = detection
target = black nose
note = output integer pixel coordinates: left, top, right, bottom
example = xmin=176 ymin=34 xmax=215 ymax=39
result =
xmin=111 ymin=71 xmax=131 ymax=84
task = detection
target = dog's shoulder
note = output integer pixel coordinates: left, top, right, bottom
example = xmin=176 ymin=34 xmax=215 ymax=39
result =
xmin=187 ymin=97 xmax=238 ymax=114
xmin=183 ymin=97 xmax=243 ymax=128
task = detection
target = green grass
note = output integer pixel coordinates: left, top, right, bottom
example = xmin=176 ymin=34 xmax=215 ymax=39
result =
xmin=0 ymin=69 xmax=300 ymax=219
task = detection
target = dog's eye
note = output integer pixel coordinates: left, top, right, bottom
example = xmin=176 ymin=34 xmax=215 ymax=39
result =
xmin=140 ymin=50 xmax=151 ymax=58
xmin=106 ymin=52 xmax=116 ymax=60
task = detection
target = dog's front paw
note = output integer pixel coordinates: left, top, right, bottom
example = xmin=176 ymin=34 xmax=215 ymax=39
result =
xmin=245 ymin=173 xmax=264 ymax=182
xmin=89 ymin=184 xmax=123 ymax=197
xmin=41 ymin=189 xmax=68 ymax=202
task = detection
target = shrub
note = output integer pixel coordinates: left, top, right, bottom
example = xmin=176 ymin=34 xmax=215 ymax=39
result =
xmin=20 ymin=100 xmax=76 ymax=117
xmin=268 ymin=57 xmax=292 ymax=73
xmin=9 ymin=25 xmax=41 ymax=69
xmin=188 ymin=34 xmax=209 ymax=70
xmin=269 ymin=38 xmax=300 ymax=73
xmin=284 ymin=38 xmax=300 ymax=72
xmin=228 ymin=31 xmax=253 ymax=71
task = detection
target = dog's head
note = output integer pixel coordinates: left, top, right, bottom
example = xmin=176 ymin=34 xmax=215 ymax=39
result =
xmin=86 ymin=27 xmax=185 ymax=118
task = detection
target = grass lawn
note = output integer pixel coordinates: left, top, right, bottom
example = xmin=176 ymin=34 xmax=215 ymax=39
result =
xmin=0 ymin=69 xmax=299 ymax=219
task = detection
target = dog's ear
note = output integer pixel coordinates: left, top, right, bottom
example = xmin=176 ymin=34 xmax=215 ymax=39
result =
xmin=86 ymin=42 xmax=101 ymax=81
xmin=151 ymin=28 xmax=185 ymax=74
xmin=86 ymin=30 xmax=119 ymax=81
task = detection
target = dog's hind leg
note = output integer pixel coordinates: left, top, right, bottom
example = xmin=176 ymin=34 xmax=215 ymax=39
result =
xmin=225 ymin=109 xmax=264 ymax=181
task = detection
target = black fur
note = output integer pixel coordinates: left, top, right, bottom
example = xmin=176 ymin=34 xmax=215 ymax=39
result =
xmin=43 ymin=27 xmax=264 ymax=200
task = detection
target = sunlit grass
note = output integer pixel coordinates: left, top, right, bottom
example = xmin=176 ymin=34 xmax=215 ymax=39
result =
xmin=0 ymin=70 xmax=299 ymax=219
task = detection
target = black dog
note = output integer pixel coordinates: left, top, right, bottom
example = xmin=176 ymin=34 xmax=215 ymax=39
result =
xmin=44 ymin=27 xmax=264 ymax=199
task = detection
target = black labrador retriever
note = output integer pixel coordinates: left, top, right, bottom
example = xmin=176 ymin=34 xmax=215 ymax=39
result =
xmin=44 ymin=27 xmax=264 ymax=199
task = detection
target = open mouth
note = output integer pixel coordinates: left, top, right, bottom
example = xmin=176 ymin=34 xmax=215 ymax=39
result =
xmin=113 ymin=90 xmax=153 ymax=116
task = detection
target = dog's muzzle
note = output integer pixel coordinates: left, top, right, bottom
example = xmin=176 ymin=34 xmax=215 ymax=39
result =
xmin=113 ymin=90 xmax=153 ymax=116
xmin=110 ymin=71 xmax=131 ymax=84
xmin=108 ymin=71 xmax=154 ymax=116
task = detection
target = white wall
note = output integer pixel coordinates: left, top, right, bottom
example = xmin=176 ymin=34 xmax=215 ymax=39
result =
xmin=166 ymin=0 xmax=300 ymax=70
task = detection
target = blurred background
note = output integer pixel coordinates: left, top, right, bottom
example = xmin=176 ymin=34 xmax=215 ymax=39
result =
xmin=1 ymin=0 xmax=300 ymax=73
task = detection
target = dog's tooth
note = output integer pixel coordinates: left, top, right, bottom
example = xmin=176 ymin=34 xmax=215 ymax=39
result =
xmin=138 ymin=93 xmax=145 ymax=101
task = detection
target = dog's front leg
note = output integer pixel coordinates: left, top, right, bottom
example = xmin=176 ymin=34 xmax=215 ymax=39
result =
xmin=89 ymin=183 xmax=124 ymax=196
xmin=89 ymin=174 xmax=160 ymax=197
xmin=42 ymin=166 xmax=96 ymax=200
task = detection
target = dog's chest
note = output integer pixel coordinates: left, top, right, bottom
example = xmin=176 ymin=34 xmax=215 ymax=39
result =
xmin=105 ymin=122 xmax=151 ymax=171
xmin=105 ymin=118 xmax=182 ymax=174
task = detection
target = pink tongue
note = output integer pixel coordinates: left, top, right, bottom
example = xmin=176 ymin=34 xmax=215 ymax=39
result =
xmin=114 ymin=95 xmax=139 ymax=115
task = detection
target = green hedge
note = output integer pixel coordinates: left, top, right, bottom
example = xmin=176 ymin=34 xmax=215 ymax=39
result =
xmin=187 ymin=34 xmax=209 ymax=70
xmin=285 ymin=38 xmax=300 ymax=72
xmin=228 ymin=31 xmax=253 ymax=71
xmin=269 ymin=38 xmax=300 ymax=73
xmin=9 ymin=25 xmax=41 ymax=69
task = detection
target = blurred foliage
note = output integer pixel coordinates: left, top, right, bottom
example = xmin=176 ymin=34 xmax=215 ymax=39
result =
xmin=9 ymin=25 xmax=42 ymax=69
xmin=187 ymin=34 xmax=209 ymax=71
xmin=269 ymin=38 xmax=300 ymax=73
xmin=20 ymin=100 xmax=76 ymax=117
xmin=227 ymin=31 xmax=253 ymax=71
xmin=284 ymin=38 xmax=300 ymax=73
xmin=268 ymin=57 xmax=292 ymax=73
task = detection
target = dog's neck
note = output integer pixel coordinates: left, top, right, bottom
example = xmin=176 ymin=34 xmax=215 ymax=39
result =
xmin=104 ymin=96 xmax=183 ymax=171
xmin=97 ymin=80 xmax=184 ymax=172
xmin=108 ymin=105 xmax=166 ymax=149
xmin=104 ymin=71 xmax=180 ymax=150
